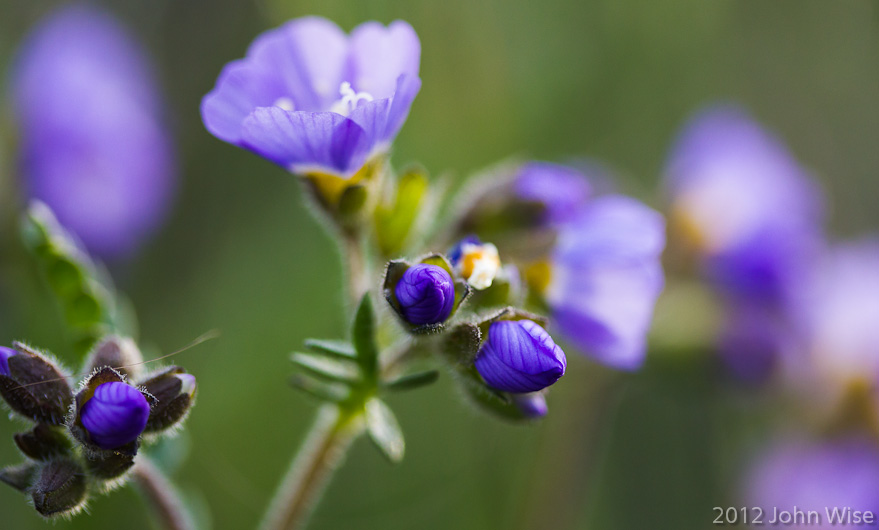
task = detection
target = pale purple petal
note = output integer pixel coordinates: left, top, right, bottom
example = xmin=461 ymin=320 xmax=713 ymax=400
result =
xmin=742 ymin=436 xmax=879 ymax=529
xmin=241 ymin=108 xmax=370 ymax=174
xmin=382 ymin=74 xmax=422 ymax=144
xmin=514 ymin=162 xmax=591 ymax=225
xmin=346 ymin=20 xmax=421 ymax=100
xmin=12 ymin=6 xmax=175 ymax=260
xmin=547 ymin=196 xmax=666 ymax=370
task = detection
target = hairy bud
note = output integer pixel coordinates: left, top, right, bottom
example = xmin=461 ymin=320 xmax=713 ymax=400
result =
xmin=0 ymin=344 xmax=73 ymax=425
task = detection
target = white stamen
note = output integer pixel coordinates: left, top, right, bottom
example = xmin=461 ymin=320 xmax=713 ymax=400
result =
xmin=273 ymin=97 xmax=295 ymax=111
xmin=329 ymin=81 xmax=374 ymax=117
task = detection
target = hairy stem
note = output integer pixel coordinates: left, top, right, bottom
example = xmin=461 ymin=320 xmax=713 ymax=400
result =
xmin=343 ymin=232 xmax=369 ymax=305
xmin=132 ymin=455 xmax=196 ymax=530
xmin=260 ymin=404 xmax=366 ymax=530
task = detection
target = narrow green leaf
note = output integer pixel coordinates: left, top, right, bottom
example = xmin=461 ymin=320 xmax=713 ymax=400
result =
xmin=365 ymin=398 xmax=405 ymax=463
xmin=289 ymin=374 xmax=350 ymax=403
xmin=291 ymin=353 xmax=361 ymax=384
xmin=384 ymin=370 xmax=439 ymax=392
xmin=303 ymin=339 xmax=357 ymax=360
xmin=352 ymin=294 xmax=378 ymax=379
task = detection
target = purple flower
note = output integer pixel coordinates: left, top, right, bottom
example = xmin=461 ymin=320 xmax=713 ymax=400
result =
xmin=475 ymin=320 xmax=566 ymax=393
xmin=0 ymin=347 xmax=14 ymax=376
xmin=742 ymin=436 xmax=879 ymax=529
xmin=664 ymin=105 xmax=823 ymax=304
xmin=394 ymin=264 xmax=455 ymax=325
xmin=799 ymin=241 xmax=879 ymax=387
xmin=201 ymin=17 xmax=421 ymax=177
xmin=513 ymin=162 xmax=591 ymax=225
xmin=80 ymin=381 xmax=151 ymax=449
xmin=546 ymin=196 xmax=666 ymax=370
xmin=11 ymin=6 xmax=176 ymax=260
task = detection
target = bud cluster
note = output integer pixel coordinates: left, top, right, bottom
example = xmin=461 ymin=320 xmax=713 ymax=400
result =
xmin=0 ymin=337 xmax=197 ymax=518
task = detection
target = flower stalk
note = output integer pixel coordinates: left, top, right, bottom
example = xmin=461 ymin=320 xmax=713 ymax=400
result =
xmin=260 ymin=404 xmax=366 ymax=530
xmin=132 ymin=456 xmax=196 ymax=530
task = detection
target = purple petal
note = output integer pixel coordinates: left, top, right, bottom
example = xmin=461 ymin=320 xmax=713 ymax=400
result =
xmin=200 ymin=17 xmax=348 ymax=144
xmin=514 ymin=162 xmax=592 ymax=225
xmin=548 ymin=196 xmax=666 ymax=370
xmin=346 ymin=20 xmax=420 ymax=100
xmin=382 ymin=74 xmax=422 ymax=145
xmin=475 ymin=320 xmax=566 ymax=393
xmin=513 ymin=393 xmax=548 ymax=418
xmin=80 ymin=382 xmax=151 ymax=449
xmin=0 ymin=347 xmax=16 ymax=376
xmin=11 ymin=6 xmax=175 ymax=260
xmin=742 ymin=436 xmax=879 ymax=528
xmin=241 ymin=108 xmax=370 ymax=175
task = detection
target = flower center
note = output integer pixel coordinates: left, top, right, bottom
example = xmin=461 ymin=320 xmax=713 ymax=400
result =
xmin=273 ymin=97 xmax=295 ymax=111
xmin=329 ymin=82 xmax=374 ymax=117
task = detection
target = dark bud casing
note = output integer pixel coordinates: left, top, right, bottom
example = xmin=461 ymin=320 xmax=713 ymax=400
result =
xmin=139 ymin=366 xmax=197 ymax=433
xmin=14 ymin=424 xmax=72 ymax=461
xmin=31 ymin=458 xmax=88 ymax=518
xmin=84 ymin=336 xmax=144 ymax=380
xmin=0 ymin=462 xmax=38 ymax=492
xmin=0 ymin=344 xmax=73 ymax=425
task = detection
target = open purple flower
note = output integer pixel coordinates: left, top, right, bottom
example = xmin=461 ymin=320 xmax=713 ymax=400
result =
xmin=80 ymin=381 xmax=151 ymax=450
xmin=664 ymin=105 xmax=823 ymax=304
xmin=475 ymin=320 xmax=566 ymax=393
xmin=545 ymin=196 xmax=666 ymax=370
xmin=394 ymin=264 xmax=455 ymax=325
xmin=11 ymin=6 xmax=176 ymax=260
xmin=201 ymin=17 xmax=421 ymax=178
xmin=742 ymin=436 xmax=879 ymax=529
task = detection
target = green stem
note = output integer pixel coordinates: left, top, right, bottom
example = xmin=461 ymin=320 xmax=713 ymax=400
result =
xmin=260 ymin=404 xmax=366 ymax=530
xmin=132 ymin=455 xmax=196 ymax=530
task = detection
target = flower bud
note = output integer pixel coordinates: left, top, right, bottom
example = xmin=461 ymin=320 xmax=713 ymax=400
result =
xmin=14 ymin=424 xmax=72 ymax=461
xmin=474 ymin=320 xmax=566 ymax=393
xmin=84 ymin=336 xmax=143 ymax=380
xmin=512 ymin=393 xmax=548 ymax=418
xmin=80 ymin=381 xmax=151 ymax=450
xmin=31 ymin=458 xmax=87 ymax=518
xmin=394 ymin=264 xmax=455 ymax=325
xmin=140 ymin=367 xmax=197 ymax=433
xmin=0 ymin=344 xmax=73 ymax=425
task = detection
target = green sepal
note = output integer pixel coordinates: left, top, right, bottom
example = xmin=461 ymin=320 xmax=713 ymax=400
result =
xmin=14 ymin=424 xmax=73 ymax=461
xmin=374 ymin=168 xmax=429 ymax=257
xmin=31 ymin=458 xmax=89 ymax=518
xmin=384 ymin=370 xmax=440 ymax=392
xmin=303 ymin=339 xmax=357 ymax=360
xmin=290 ymin=353 xmax=361 ymax=385
xmin=365 ymin=398 xmax=405 ymax=463
xmin=352 ymin=294 xmax=379 ymax=381
xmin=442 ymin=323 xmax=482 ymax=364
xmin=289 ymin=374 xmax=351 ymax=403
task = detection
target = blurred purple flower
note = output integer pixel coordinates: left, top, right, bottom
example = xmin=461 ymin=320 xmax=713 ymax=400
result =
xmin=546 ymin=195 xmax=666 ymax=370
xmin=512 ymin=393 xmax=548 ymax=418
xmin=0 ymin=346 xmax=14 ymax=376
xmin=80 ymin=381 xmax=151 ymax=449
xmin=513 ymin=162 xmax=591 ymax=225
xmin=475 ymin=320 xmax=566 ymax=393
xmin=201 ymin=17 xmax=421 ymax=177
xmin=742 ymin=436 xmax=879 ymax=529
xmin=11 ymin=6 xmax=176 ymax=260
xmin=664 ymin=105 xmax=823 ymax=304
xmin=394 ymin=264 xmax=454 ymax=325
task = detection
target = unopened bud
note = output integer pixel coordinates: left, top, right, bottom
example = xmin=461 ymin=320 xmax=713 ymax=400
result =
xmin=31 ymin=458 xmax=88 ymax=518
xmin=474 ymin=320 xmax=566 ymax=393
xmin=394 ymin=264 xmax=455 ymax=325
xmin=14 ymin=424 xmax=72 ymax=461
xmin=0 ymin=344 xmax=73 ymax=425
xmin=84 ymin=336 xmax=144 ymax=379
xmin=79 ymin=382 xmax=151 ymax=450
xmin=140 ymin=367 xmax=197 ymax=433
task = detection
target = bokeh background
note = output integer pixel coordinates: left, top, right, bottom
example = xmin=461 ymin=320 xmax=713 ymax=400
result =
xmin=0 ymin=1 xmax=877 ymax=529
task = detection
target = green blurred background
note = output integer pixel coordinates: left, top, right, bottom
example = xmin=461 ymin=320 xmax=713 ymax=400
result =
xmin=0 ymin=1 xmax=877 ymax=528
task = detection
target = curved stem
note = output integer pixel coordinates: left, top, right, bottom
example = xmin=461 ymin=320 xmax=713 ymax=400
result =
xmin=260 ymin=404 xmax=366 ymax=530
xmin=132 ymin=455 xmax=196 ymax=530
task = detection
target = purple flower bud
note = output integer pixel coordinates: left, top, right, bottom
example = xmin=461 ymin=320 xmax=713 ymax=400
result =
xmin=475 ymin=320 xmax=566 ymax=393
xmin=11 ymin=6 xmax=176 ymax=260
xmin=394 ymin=264 xmax=455 ymax=325
xmin=202 ymin=17 xmax=421 ymax=178
xmin=80 ymin=382 xmax=150 ymax=449
xmin=512 ymin=393 xmax=548 ymax=418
